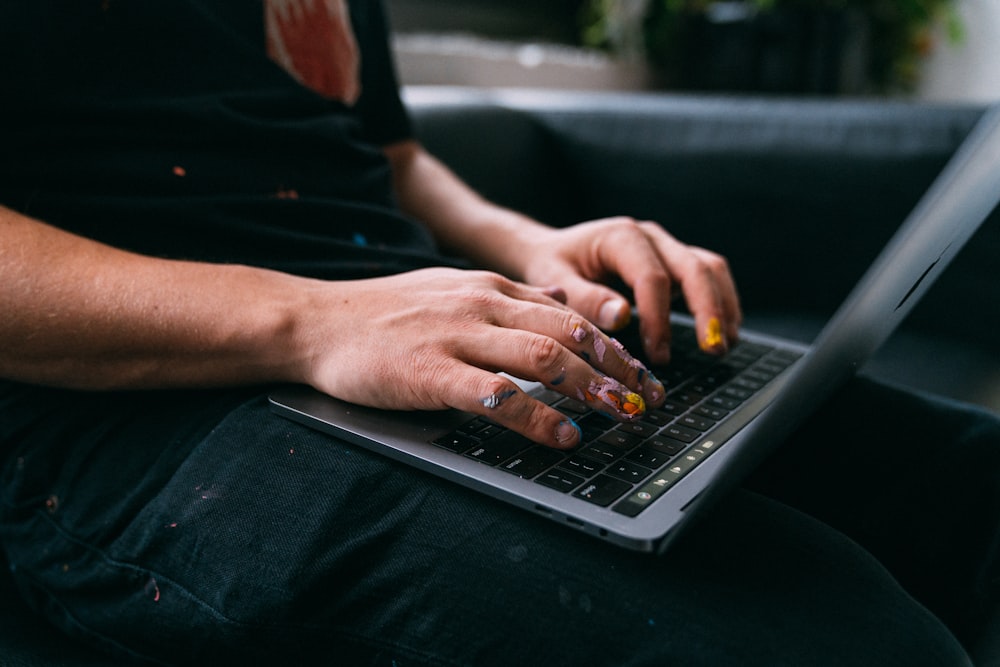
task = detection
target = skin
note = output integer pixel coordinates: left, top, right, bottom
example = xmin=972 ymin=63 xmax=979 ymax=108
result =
xmin=0 ymin=139 xmax=741 ymax=449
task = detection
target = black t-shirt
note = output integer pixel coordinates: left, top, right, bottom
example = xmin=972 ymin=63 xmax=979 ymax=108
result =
xmin=0 ymin=0 xmax=445 ymax=280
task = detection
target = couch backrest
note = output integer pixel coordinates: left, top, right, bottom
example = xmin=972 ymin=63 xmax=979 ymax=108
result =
xmin=406 ymin=87 xmax=998 ymax=348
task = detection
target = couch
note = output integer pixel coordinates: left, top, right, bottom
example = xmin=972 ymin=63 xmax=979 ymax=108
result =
xmin=3 ymin=87 xmax=998 ymax=665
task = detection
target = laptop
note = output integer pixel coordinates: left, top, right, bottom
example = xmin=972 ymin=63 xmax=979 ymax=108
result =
xmin=270 ymin=104 xmax=1000 ymax=555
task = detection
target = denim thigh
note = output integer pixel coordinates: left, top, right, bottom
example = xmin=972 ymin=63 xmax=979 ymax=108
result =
xmin=0 ymin=380 xmax=987 ymax=666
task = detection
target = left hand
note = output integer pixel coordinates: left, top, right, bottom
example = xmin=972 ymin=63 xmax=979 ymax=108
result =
xmin=515 ymin=217 xmax=742 ymax=365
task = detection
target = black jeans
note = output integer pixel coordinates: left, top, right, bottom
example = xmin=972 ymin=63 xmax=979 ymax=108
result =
xmin=1 ymin=377 xmax=997 ymax=666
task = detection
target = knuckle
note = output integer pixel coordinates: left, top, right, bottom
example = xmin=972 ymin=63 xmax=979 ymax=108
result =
xmin=699 ymin=250 xmax=731 ymax=275
xmin=524 ymin=334 xmax=564 ymax=372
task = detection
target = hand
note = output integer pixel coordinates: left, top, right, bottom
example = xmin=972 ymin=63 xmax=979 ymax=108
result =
xmin=515 ymin=217 xmax=742 ymax=365
xmin=293 ymin=268 xmax=667 ymax=449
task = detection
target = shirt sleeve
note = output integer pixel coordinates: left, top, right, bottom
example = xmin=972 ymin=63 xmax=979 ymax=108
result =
xmin=350 ymin=0 xmax=414 ymax=146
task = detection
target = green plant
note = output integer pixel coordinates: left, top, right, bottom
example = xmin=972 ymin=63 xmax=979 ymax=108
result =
xmin=580 ymin=0 xmax=964 ymax=92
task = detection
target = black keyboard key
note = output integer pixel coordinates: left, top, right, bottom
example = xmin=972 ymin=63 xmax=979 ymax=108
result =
xmin=465 ymin=431 xmax=532 ymax=465
xmin=641 ymin=410 xmax=673 ymax=427
xmin=721 ymin=386 xmax=754 ymax=402
xmin=574 ymin=475 xmax=633 ymax=506
xmin=729 ymin=376 xmax=765 ymax=391
xmin=605 ymin=460 xmax=654 ymax=484
xmin=625 ymin=446 xmax=674 ymax=469
xmin=558 ymin=455 xmax=605 ymax=477
xmin=613 ymin=421 xmax=658 ymax=438
xmin=645 ymin=437 xmax=687 ymax=457
xmin=668 ymin=389 xmax=704 ymax=406
xmin=536 ymin=469 xmax=586 ymax=493
xmin=654 ymin=400 xmax=685 ymax=417
xmin=662 ymin=424 xmax=700 ymax=443
xmin=598 ymin=430 xmax=642 ymax=450
xmin=554 ymin=398 xmax=589 ymax=415
xmin=694 ymin=404 xmax=728 ymax=421
xmin=678 ymin=414 xmax=716 ymax=432
xmin=579 ymin=442 xmax=625 ymax=463
xmin=432 ymin=432 xmax=478 ymax=453
xmin=500 ymin=446 xmax=566 ymax=478
xmin=707 ymin=395 xmax=742 ymax=411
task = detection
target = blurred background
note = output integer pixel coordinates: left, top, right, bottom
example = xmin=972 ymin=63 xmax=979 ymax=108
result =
xmin=386 ymin=0 xmax=1000 ymax=102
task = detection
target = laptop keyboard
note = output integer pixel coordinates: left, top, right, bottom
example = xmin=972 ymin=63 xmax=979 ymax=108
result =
xmin=431 ymin=323 xmax=801 ymax=517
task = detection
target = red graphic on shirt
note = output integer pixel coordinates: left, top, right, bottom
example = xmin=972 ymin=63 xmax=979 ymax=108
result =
xmin=265 ymin=0 xmax=360 ymax=104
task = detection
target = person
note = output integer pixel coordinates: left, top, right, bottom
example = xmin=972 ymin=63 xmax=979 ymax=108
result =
xmin=0 ymin=2 xmax=996 ymax=665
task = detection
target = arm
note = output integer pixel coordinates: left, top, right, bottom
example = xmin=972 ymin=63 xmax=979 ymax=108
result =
xmin=0 ymin=205 xmax=310 ymax=389
xmin=383 ymin=140 xmax=742 ymax=364
xmin=0 ymin=205 xmax=663 ymax=449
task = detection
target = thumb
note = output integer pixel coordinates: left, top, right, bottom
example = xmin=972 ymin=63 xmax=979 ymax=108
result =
xmin=558 ymin=274 xmax=631 ymax=331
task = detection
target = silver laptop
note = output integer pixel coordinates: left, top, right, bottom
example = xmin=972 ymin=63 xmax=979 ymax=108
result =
xmin=270 ymin=104 xmax=1000 ymax=555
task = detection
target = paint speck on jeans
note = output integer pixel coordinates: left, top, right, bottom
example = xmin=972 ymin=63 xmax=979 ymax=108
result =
xmin=648 ymin=618 xmax=656 ymax=627
xmin=172 ymin=165 xmax=186 ymax=177
xmin=145 ymin=577 xmax=161 ymax=603
xmin=44 ymin=495 xmax=59 ymax=514
xmin=353 ymin=232 xmax=368 ymax=246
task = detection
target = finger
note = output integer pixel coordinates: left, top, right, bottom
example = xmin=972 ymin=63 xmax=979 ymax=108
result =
xmin=690 ymin=247 xmax=743 ymax=342
xmin=543 ymin=272 xmax=632 ymax=331
xmin=455 ymin=304 xmax=666 ymax=414
xmin=585 ymin=220 xmax=676 ymax=363
xmin=451 ymin=368 xmax=584 ymax=450
xmin=636 ymin=223 xmax=740 ymax=355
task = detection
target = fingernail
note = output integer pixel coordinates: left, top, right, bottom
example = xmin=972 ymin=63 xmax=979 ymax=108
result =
xmin=597 ymin=299 xmax=630 ymax=331
xmin=619 ymin=391 xmax=645 ymax=418
xmin=699 ymin=317 xmax=727 ymax=354
xmin=555 ymin=419 xmax=582 ymax=447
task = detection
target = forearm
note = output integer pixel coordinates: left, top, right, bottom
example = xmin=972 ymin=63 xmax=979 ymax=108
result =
xmin=384 ymin=140 xmax=554 ymax=280
xmin=0 ymin=206 xmax=313 ymax=390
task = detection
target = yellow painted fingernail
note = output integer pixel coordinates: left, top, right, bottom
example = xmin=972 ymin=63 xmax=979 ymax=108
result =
xmin=622 ymin=392 xmax=645 ymax=416
xmin=700 ymin=317 xmax=725 ymax=353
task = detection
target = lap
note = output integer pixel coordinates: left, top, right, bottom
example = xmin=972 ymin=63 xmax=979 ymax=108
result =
xmin=1 ymin=378 xmax=995 ymax=666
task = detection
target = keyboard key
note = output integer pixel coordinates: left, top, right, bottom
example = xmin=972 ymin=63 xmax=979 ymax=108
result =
xmin=536 ymin=469 xmax=586 ymax=493
xmin=707 ymin=395 xmax=742 ymax=411
xmin=662 ymin=424 xmax=700 ymax=443
xmin=579 ymin=443 xmax=625 ymax=463
xmin=574 ymin=475 xmax=633 ymax=506
xmin=668 ymin=389 xmax=705 ymax=406
xmin=500 ymin=446 xmax=566 ymax=479
xmin=678 ymin=413 xmax=716 ymax=432
xmin=625 ymin=446 xmax=674 ymax=469
xmin=598 ymin=430 xmax=642 ymax=450
xmin=605 ymin=460 xmax=654 ymax=484
xmin=558 ymin=455 xmax=605 ymax=477
xmin=554 ymin=398 xmax=589 ymax=415
xmin=645 ymin=437 xmax=687 ymax=457
xmin=613 ymin=421 xmax=658 ymax=438
xmin=694 ymin=404 xmax=728 ymax=421
xmin=464 ymin=431 xmax=532 ymax=465
xmin=432 ymin=432 xmax=478 ymax=453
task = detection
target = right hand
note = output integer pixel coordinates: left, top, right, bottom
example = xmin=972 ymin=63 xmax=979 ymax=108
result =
xmin=291 ymin=267 xmax=667 ymax=449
